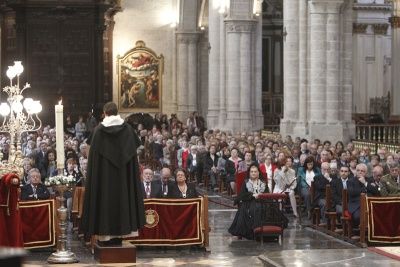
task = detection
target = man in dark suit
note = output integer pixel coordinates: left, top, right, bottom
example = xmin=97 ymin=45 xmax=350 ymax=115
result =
xmin=153 ymin=167 xmax=175 ymax=198
xmin=348 ymin=163 xmax=379 ymax=228
xmin=331 ymin=165 xmax=351 ymax=216
xmin=204 ymin=144 xmax=219 ymax=190
xmin=313 ymin=162 xmax=334 ymax=222
xmin=141 ymin=168 xmax=160 ymax=199
xmin=34 ymin=141 xmax=48 ymax=181
xmin=21 ymin=168 xmax=50 ymax=201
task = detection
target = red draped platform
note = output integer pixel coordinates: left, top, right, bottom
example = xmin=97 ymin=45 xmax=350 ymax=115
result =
xmin=127 ymin=197 xmax=205 ymax=246
xmin=366 ymin=196 xmax=400 ymax=244
xmin=19 ymin=199 xmax=56 ymax=249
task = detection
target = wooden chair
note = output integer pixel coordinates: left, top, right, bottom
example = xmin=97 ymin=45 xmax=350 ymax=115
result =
xmin=310 ymin=182 xmax=320 ymax=225
xmin=325 ymin=185 xmax=337 ymax=231
xmin=340 ymin=189 xmax=352 ymax=238
xmin=359 ymin=193 xmax=367 ymax=246
xmin=71 ymin=186 xmax=85 ymax=231
xmin=253 ymin=193 xmax=288 ymax=245
xmin=217 ymin=172 xmax=225 ymax=193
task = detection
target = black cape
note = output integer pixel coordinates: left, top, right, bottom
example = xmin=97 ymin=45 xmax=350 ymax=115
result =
xmin=81 ymin=122 xmax=145 ymax=236
xmin=228 ymin=179 xmax=288 ymax=240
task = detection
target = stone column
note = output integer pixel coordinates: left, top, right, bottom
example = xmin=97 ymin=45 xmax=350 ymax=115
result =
xmin=207 ymin=2 xmax=221 ymax=128
xmin=325 ymin=2 xmax=342 ymax=122
xmin=309 ymin=0 xmax=327 ymax=123
xmin=280 ymin=0 xmax=299 ymax=136
xmin=239 ymin=22 xmax=254 ymax=130
xmin=218 ymin=15 xmax=227 ymax=128
xmin=254 ymin=14 xmax=264 ymax=128
xmin=391 ymin=2 xmax=400 ymax=115
xmin=225 ymin=21 xmax=241 ymax=130
xmin=188 ymin=35 xmax=199 ymax=112
xmin=176 ymin=34 xmax=189 ymax=119
xmin=294 ymin=0 xmax=308 ymax=135
xmin=176 ymin=33 xmax=199 ymax=119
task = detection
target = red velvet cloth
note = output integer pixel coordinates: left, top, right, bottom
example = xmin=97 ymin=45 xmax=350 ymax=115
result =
xmin=235 ymin=172 xmax=247 ymax=194
xmin=254 ymin=226 xmax=282 ymax=234
xmin=128 ymin=198 xmax=203 ymax=246
xmin=0 ymin=173 xmax=23 ymax=247
xmin=19 ymin=199 xmax=56 ymax=248
xmin=258 ymin=193 xmax=287 ymax=200
xmin=367 ymin=196 xmax=400 ymax=244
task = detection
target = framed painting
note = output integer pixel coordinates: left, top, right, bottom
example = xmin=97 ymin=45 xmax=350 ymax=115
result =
xmin=117 ymin=40 xmax=163 ymax=112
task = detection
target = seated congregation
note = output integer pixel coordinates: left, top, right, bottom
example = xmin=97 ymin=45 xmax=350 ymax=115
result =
xmin=2 ymin=111 xmax=400 ymax=250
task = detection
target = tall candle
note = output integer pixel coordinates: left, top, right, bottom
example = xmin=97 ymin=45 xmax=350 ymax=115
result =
xmin=55 ymin=101 xmax=65 ymax=170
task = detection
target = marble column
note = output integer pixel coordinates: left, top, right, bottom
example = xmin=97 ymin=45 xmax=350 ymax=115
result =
xmin=207 ymin=2 xmax=221 ymax=128
xmin=176 ymin=33 xmax=199 ymax=119
xmin=391 ymin=1 xmax=400 ymax=115
xmin=280 ymin=0 xmax=300 ymax=136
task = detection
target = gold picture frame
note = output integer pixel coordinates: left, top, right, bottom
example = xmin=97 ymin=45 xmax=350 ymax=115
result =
xmin=117 ymin=40 xmax=163 ymax=112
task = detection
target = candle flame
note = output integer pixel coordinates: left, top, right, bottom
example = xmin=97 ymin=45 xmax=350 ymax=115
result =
xmin=58 ymin=100 xmax=62 ymax=105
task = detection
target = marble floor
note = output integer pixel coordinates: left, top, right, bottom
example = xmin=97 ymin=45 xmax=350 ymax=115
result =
xmin=23 ymin=192 xmax=399 ymax=266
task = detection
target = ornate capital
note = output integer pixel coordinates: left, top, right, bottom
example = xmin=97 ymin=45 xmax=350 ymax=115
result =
xmin=225 ymin=20 xmax=256 ymax=33
xmin=176 ymin=33 xmax=199 ymax=44
xmin=353 ymin=23 xmax=368 ymax=34
xmin=390 ymin=16 xmax=400 ymax=29
xmin=308 ymin=0 xmax=344 ymax=14
xmin=373 ymin=23 xmax=389 ymax=35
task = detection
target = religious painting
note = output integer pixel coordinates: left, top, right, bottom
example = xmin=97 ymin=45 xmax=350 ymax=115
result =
xmin=117 ymin=40 xmax=163 ymax=112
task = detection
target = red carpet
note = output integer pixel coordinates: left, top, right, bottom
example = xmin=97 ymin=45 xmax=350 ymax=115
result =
xmin=369 ymin=247 xmax=400 ymax=261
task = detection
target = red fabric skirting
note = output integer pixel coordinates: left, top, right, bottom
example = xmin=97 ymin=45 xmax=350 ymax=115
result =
xmin=19 ymin=199 xmax=56 ymax=249
xmin=366 ymin=196 xmax=400 ymax=244
xmin=127 ymin=198 xmax=203 ymax=246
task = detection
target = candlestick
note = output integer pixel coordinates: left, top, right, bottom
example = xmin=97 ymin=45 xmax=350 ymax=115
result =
xmin=55 ymin=102 xmax=64 ymax=170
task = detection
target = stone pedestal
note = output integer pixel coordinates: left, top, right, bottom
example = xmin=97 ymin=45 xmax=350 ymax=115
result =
xmin=309 ymin=122 xmax=355 ymax=144
xmin=94 ymin=243 xmax=136 ymax=264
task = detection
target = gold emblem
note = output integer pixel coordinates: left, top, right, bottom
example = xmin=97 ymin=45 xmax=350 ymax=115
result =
xmin=145 ymin=209 xmax=159 ymax=228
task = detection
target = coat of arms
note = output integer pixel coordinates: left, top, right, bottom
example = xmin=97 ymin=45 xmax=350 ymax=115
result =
xmin=144 ymin=209 xmax=159 ymax=228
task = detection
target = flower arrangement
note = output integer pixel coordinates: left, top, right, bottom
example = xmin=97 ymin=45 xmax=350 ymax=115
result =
xmin=44 ymin=175 xmax=76 ymax=187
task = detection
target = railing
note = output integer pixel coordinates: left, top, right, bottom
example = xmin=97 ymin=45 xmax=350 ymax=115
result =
xmin=352 ymin=140 xmax=400 ymax=154
xmin=355 ymin=124 xmax=400 ymax=143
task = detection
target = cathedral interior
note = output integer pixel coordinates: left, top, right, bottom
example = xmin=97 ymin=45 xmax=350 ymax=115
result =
xmin=1 ymin=0 xmax=400 ymax=266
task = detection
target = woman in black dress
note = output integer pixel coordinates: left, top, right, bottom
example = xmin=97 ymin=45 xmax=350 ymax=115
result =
xmin=229 ymin=163 xmax=288 ymax=240
xmin=171 ymin=168 xmax=198 ymax=198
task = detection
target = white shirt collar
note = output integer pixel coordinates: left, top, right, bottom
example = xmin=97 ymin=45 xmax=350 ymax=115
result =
xmin=101 ymin=115 xmax=124 ymax=127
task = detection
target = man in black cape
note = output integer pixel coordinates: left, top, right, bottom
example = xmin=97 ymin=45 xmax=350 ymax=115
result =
xmin=81 ymin=102 xmax=145 ymax=246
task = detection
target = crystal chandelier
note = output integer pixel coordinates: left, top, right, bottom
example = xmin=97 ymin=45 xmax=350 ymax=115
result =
xmin=0 ymin=61 xmax=42 ymax=171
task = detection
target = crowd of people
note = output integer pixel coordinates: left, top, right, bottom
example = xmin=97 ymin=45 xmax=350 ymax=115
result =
xmin=7 ymin=109 xmax=400 ymax=241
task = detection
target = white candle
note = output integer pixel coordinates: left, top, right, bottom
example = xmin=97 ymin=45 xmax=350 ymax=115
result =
xmin=55 ymin=101 xmax=64 ymax=170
